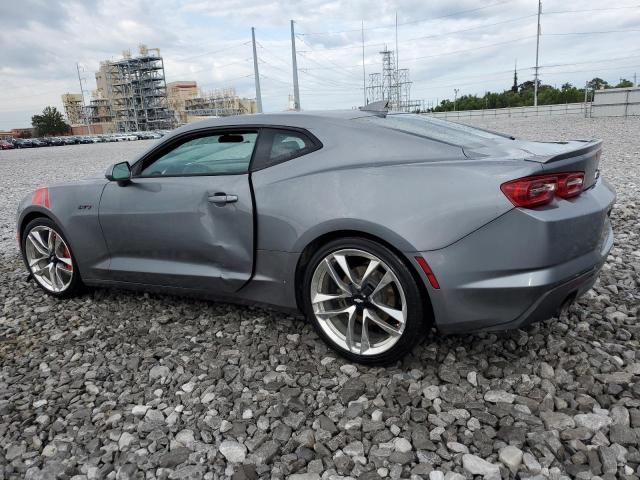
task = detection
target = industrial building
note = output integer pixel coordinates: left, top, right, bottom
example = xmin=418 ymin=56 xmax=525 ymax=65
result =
xmin=182 ymin=88 xmax=257 ymax=121
xmin=167 ymin=82 xmax=257 ymax=124
xmin=87 ymin=97 xmax=115 ymax=130
xmin=61 ymin=93 xmax=85 ymax=125
xmin=58 ymin=45 xmax=257 ymax=133
xmin=95 ymin=45 xmax=174 ymax=132
xmin=167 ymin=81 xmax=200 ymax=124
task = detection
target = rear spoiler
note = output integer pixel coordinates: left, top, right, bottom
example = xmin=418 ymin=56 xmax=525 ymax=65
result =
xmin=534 ymin=139 xmax=602 ymax=164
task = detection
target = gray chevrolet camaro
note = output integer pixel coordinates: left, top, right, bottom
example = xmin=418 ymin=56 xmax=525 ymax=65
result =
xmin=17 ymin=110 xmax=615 ymax=363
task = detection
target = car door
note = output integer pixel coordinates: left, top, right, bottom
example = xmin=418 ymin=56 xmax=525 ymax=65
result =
xmin=98 ymin=129 xmax=257 ymax=294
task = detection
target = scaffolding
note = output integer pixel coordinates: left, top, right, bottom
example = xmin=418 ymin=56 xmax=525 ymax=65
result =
xmin=108 ymin=46 xmax=174 ymax=132
xmin=365 ymin=49 xmax=422 ymax=112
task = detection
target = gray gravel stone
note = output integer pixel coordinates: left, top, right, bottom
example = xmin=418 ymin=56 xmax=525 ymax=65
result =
xmin=484 ymin=390 xmax=515 ymax=403
xmin=574 ymin=413 xmax=612 ymax=432
xmin=499 ymin=445 xmax=523 ymax=474
xmin=462 ymin=454 xmax=501 ymax=478
xmin=540 ymin=411 xmax=576 ymax=430
xmin=219 ymin=440 xmax=247 ymax=463
xmin=609 ymin=424 xmax=637 ymax=445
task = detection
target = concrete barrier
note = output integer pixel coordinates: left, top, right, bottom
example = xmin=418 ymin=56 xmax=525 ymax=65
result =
xmin=426 ymin=103 xmax=589 ymax=119
xmin=591 ymin=87 xmax=640 ymax=117
xmin=425 ymin=87 xmax=640 ymax=119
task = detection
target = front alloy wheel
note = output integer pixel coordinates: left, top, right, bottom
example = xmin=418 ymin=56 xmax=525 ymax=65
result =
xmin=22 ymin=218 xmax=82 ymax=297
xmin=304 ymin=238 xmax=425 ymax=364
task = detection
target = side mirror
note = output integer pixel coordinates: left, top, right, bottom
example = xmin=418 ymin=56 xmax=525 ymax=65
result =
xmin=105 ymin=162 xmax=131 ymax=185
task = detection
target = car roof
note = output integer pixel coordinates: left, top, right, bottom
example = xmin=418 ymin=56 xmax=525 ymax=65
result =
xmin=175 ymin=110 xmax=380 ymax=133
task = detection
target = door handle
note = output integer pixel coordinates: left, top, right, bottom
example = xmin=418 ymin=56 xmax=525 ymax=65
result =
xmin=208 ymin=193 xmax=238 ymax=204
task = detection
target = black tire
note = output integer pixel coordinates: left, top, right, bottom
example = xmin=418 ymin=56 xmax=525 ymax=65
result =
xmin=303 ymin=237 xmax=425 ymax=365
xmin=21 ymin=217 xmax=84 ymax=298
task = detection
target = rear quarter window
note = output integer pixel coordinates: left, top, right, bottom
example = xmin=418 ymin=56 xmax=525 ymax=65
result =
xmin=356 ymin=114 xmax=507 ymax=147
xmin=251 ymin=128 xmax=322 ymax=170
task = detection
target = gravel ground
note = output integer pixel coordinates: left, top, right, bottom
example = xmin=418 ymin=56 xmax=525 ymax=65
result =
xmin=0 ymin=117 xmax=638 ymax=480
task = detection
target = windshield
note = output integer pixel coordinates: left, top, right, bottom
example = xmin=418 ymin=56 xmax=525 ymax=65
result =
xmin=356 ymin=114 xmax=507 ymax=146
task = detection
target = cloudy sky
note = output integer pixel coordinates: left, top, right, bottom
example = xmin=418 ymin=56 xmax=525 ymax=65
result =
xmin=1 ymin=0 xmax=639 ymax=128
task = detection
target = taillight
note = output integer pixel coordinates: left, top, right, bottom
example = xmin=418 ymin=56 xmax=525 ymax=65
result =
xmin=501 ymin=172 xmax=584 ymax=208
xmin=557 ymin=172 xmax=584 ymax=198
xmin=32 ymin=187 xmax=50 ymax=208
xmin=500 ymin=175 xmax=557 ymax=208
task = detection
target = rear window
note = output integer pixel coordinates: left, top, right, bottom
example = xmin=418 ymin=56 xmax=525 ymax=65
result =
xmin=356 ymin=114 xmax=506 ymax=146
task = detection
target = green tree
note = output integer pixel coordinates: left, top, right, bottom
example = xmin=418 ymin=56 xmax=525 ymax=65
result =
xmin=31 ymin=106 xmax=70 ymax=136
xmin=429 ymin=78 xmax=613 ymax=113
xmin=587 ymin=77 xmax=609 ymax=90
xmin=615 ymin=79 xmax=634 ymax=88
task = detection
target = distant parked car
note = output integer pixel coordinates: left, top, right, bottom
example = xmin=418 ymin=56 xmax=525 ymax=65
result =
xmin=0 ymin=140 xmax=14 ymax=149
xmin=61 ymin=136 xmax=76 ymax=145
xmin=31 ymin=139 xmax=47 ymax=147
xmin=14 ymin=139 xmax=34 ymax=148
xmin=78 ymin=136 xmax=93 ymax=144
xmin=49 ymin=137 xmax=64 ymax=146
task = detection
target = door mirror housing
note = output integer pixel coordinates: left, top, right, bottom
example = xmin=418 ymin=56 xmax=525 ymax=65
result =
xmin=106 ymin=162 xmax=131 ymax=185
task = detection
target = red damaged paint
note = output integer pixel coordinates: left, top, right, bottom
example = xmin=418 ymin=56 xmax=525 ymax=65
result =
xmin=32 ymin=187 xmax=50 ymax=208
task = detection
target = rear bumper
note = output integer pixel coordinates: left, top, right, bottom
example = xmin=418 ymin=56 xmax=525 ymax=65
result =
xmin=410 ymin=178 xmax=615 ymax=334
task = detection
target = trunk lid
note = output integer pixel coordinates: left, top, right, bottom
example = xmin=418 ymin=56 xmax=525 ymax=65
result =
xmin=464 ymin=138 xmax=602 ymax=190
xmin=523 ymin=139 xmax=602 ymax=190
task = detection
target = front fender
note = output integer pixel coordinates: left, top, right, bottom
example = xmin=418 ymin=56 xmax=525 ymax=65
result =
xmin=16 ymin=182 xmax=111 ymax=281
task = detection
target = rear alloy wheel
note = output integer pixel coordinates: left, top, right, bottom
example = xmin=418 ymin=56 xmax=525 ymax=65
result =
xmin=304 ymin=238 xmax=425 ymax=364
xmin=22 ymin=218 xmax=82 ymax=297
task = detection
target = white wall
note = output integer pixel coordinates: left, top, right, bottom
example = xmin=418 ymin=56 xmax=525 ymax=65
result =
xmin=591 ymin=87 xmax=640 ymax=117
xmin=425 ymin=87 xmax=640 ymax=119
xmin=426 ymin=103 xmax=589 ymax=119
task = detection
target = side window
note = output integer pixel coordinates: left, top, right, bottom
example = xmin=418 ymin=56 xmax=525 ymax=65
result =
xmin=252 ymin=129 xmax=320 ymax=170
xmin=140 ymin=131 xmax=258 ymax=176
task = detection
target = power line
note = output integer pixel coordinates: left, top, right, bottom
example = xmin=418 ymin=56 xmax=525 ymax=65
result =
xmin=297 ymin=13 xmax=539 ymax=53
xmin=297 ymin=35 xmax=537 ymax=70
xmin=197 ymin=73 xmax=254 ymax=90
xmin=296 ymin=35 xmax=365 ymax=75
xmin=402 ymin=36 xmax=536 ymax=63
xmin=543 ymin=5 xmax=640 ymax=15
xmin=298 ymin=68 xmax=362 ymax=88
xmin=297 ymin=0 xmax=515 ymax=36
xmin=414 ymin=60 xmax=640 ymax=89
xmin=256 ymin=43 xmax=291 ymax=69
xmin=418 ymin=67 xmax=525 ymax=85
xmin=401 ymin=14 xmax=537 ymax=44
xmin=171 ymin=41 xmax=252 ymax=62
xmin=185 ymin=58 xmax=253 ymax=76
xmin=297 ymin=51 xmax=363 ymax=81
xmin=544 ymin=29 xmax=640 ymax=36
xmin=538 ymin=63 xmax=640 ymax=76
xmin=540 ymin=51 xmax=640 ymax=69
xmin=263 ymin=63 xmax=360 ymax=90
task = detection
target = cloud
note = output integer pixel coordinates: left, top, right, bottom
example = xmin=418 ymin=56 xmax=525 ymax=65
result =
xmin=1 ymin=0 xmax=639 ymax=127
